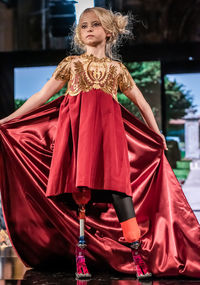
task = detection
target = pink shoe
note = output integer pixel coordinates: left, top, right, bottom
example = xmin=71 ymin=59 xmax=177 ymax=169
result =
xmin=75 ymin=245 xmax=91 ymax=279
xmin=130 ymin=241 xmax=152 ymax=279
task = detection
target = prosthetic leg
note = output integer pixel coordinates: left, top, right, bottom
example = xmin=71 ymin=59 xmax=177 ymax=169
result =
xmin=129 ymin=240 xmax=152 ymax=279
xmin=112 ymin=193 xmax=152 ymax=279
xmin=72 ymin=188 xmax=91 ymax=280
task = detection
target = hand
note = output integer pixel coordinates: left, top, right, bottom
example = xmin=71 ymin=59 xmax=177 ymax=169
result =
xmin=159 ymin=133 xmax=168 ymax=151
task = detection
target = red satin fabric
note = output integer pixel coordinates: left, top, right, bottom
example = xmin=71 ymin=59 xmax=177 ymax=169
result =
xmin=46 ymin=89 xmax=132 ymax=197
xmin=0 ymin=93 xmax=200 ymax=277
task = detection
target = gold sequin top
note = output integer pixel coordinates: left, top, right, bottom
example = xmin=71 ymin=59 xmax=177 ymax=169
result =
xmin=52 ymin=53 xmax=136 ymax=102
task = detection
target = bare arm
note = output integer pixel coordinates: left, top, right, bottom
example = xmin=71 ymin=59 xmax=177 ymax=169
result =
xmin=0 ymin=77 xmax=66 ymax=124
xmin=124 ymin=84 xmax=168 ymax=150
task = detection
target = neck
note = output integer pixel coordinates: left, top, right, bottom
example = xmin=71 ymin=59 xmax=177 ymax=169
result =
xmin=85 ymin=45 xmax=106 ymax=59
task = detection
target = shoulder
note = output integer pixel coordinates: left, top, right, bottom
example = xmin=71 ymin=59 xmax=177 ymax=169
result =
xmin=58 ymin=55 xmax=76 ymax=64
xmin=109 ymin=59 xmax=128 ymax=73
xmin=52 ymin=55 xmax=77 ymax=80
xmin=66 ymin=55 xmax=78 ymax=62
xmin=117 ymin=61 xmax=129 ymax=72
xmin=107 ymin=59 xmax=123 ymax=73
xmin=56 ymin=55 xmax=79 ymax=66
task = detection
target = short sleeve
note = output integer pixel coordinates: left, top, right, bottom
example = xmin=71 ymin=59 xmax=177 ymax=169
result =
xmin=118 ymin=62 xmax=136 ymax=93
xmin=52 ymin=56 xmax=71 ymax=81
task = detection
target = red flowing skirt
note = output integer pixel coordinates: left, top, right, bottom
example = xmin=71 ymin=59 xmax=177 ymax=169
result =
xmin=0 ymin=91 xmax=200 ymax=277
xmin=46 ymin=89 xmax=132 ymax=198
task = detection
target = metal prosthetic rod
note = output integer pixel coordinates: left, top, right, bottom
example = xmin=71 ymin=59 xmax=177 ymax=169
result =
xmin=78 ymin=205 xmax=86 ymax=246
xmin=72 ymin=189 xmax=92 ymax=280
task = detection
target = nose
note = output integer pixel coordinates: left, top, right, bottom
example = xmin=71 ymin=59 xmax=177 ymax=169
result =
xmin=87 ymin=25 xmax=93 ymax=32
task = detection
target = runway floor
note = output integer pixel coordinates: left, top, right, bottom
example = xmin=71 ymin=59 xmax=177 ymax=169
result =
xmin=0 ymin=246 xmax=200 ymax=285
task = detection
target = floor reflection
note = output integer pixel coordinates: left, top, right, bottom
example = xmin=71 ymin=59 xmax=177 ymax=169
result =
xmin=0 ymin=247 xmax=200 ymax=284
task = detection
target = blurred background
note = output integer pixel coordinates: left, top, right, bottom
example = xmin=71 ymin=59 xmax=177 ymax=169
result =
xmin=0 ymin=0 xmax=200 ymax=229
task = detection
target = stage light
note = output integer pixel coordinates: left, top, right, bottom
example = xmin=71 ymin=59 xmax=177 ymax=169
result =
xmin=188 ymin=56 xmax=194 ymax=61
xmin=75 ymin=0 xmax=95 ymax=23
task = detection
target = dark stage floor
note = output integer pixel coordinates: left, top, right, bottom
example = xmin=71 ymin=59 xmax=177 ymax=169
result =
xmin=0 ymin=246 xmax=200 ymax=285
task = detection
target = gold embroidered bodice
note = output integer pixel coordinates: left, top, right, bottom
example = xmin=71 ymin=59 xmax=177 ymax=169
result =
xmin=52 ymin=53 xmax=135 ymax=102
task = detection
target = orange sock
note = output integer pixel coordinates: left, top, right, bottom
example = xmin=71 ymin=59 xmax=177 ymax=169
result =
xmin=120 ymin=217 xmax=141 ymax=243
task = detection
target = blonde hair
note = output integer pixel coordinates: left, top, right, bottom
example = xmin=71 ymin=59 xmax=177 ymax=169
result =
xmin=72 ymin=7 xmax=133 ymax=60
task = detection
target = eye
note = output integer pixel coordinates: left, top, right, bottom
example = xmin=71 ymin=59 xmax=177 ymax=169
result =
xmin=92 ymin=22 xmax=101 ymax=27
xmin=81 ymin=24 xmax=87 ymax=29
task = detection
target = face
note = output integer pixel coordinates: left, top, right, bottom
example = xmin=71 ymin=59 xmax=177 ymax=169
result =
xmin=79 ymin=11 xmax=110 ymax=47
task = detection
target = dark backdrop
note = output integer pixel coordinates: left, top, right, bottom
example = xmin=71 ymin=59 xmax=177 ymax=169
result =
xmin=0 ymin=41 xmax=200 ymax=135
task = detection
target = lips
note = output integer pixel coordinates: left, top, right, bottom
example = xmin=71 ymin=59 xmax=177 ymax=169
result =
xmin=86 ymin=35 xmax=94 ymax=38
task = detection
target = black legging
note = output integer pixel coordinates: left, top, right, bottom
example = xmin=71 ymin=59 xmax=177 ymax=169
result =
xmin=69 ymin=124 xmax=136 ymax=224
xmin=73 ymin=188 xmax=136 ymax=223
xmin=111 ymin=192 xmax=136 ymax=223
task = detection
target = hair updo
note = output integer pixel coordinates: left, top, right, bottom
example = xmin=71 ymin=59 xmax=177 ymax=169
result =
xmin=72 ymin=7 xmax=133 ymax=60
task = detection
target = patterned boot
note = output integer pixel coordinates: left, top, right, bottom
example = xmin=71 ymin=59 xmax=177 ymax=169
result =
xmin=75 ymin=244 xmax=91 ymax=279
xmin=130 ymin=240 xmax=152 ymax=279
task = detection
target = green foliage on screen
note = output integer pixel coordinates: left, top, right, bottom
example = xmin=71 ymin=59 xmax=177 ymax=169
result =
xmin=15 ymin=99 xmax=27 ymax=109
xmin=14 ymin=61 xmax=196 ymax=127
xmin=45 ymin=85 xmax=67 ymax=103
xmin=164 ymin=77 xmax=198 ymax=127
xmin=124 ymin=61 xmax=161 ymax=87
xmin=117 ymin=61 xmax=161 ymax=120
xmin=14 ymin=85 xmax=67 ymax=109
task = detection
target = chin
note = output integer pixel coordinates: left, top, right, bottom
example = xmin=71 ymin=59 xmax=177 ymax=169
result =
xmin=88 ymin=39 xmax=102 ymax=45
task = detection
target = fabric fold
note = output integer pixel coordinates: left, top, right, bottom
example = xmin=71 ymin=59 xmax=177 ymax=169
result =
xmin=0 ymin=95 xmax=199 ymax=277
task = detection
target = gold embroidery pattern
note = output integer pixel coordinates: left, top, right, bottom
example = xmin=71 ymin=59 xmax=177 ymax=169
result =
xmin=52 ymin=54 xmax=135 ymax=101
xmin=69 ymin=57 xmax=118 ymax=100
xmin=118 ymin=62 xmax=135 ymax=93
xmin=52 ymin=56 xmax=73 ymax=81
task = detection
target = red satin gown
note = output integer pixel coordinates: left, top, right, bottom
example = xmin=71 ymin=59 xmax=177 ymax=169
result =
xmin=0 ymin=53 xmax=200 ymax=277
